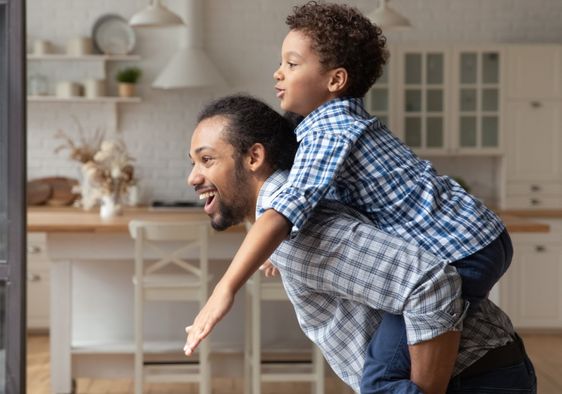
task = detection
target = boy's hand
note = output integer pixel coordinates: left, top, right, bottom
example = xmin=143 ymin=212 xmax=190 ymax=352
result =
xmin=259 ymin=259 xmax=279 ymax=277
xmin=183 ymin=285 xmax=234 ymax=356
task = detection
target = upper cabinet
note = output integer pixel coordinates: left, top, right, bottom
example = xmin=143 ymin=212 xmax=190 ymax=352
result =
xmin=452 ymin=46 xmax=503 ymax=154
xmin=506 ymin=45 xmax=562 ymax=100
xmin=396 ymin=47 xmax=451 ymax=155
xmin=367 ymin=45 xmax=503 ymax=156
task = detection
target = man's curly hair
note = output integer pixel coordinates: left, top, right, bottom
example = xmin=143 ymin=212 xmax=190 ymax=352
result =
xmin=286 ymin=1 xmax=388 ymax=98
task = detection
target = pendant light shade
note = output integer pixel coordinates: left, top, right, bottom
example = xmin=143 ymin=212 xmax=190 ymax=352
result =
xmin=152 ymin=47 xmax=226 ymax=88
xmin=129 ymin=0 xmax=184 ymax=28
xmin=367 ymin=0 xmax=412 ymax=31
xmin=152 ymin=0 xmax=226 ymax=88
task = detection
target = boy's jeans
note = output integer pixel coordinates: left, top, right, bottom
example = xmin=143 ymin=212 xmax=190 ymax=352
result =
xmin=360 ymin=313 xmax=537 ymax=394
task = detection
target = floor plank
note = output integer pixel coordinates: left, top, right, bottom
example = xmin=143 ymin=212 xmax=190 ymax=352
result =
xmin=27 ymin=333 xmax=560 ymax=393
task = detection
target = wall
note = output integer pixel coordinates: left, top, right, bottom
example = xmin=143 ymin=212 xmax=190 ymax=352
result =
xmin=27 ymin=0 xmax=562 ymax=204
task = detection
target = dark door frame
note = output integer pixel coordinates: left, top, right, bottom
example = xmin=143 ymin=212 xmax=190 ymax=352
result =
xmin=1 ymin=0 xmax=26 ymax=392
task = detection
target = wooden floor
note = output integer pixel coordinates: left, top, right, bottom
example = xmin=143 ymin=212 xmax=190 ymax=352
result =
xmin=27 ymin=333 xmax=562 ymax=393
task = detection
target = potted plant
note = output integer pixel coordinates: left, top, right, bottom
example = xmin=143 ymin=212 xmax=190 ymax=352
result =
xmin=116 ymin=67 xmax=141 ymax=97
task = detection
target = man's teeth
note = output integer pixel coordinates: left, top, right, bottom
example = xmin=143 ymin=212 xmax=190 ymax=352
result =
xmin=199 ymin=191 xmax=217 ymax=200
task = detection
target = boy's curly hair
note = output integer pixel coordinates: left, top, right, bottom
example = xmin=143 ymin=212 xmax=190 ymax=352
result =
xmin=286 ymin=1 xmax=388 ymax=98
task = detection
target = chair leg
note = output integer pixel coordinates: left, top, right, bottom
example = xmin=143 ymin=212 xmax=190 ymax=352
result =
xmin=200 ymin=340 xmax=211 ymax=394
xmin=251 ymin=281 xmax=261 ymax=394
xmin=244 ymin=288 xmax=252 ymax=394
xmin=134 ymin=284 xmax=143 ymax=394
xmin=312 ymin=346 xmax=325 ymax=394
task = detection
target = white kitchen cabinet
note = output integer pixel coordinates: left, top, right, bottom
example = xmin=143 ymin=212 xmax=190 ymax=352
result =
xmin=367 ymin=45 xmax=504 ymax=156
xmin=506 ymin=45 xmax=562 ymax=100
xmin=27 ymin=232 xmax=50 ymax=330
xmin=452 ymin=46 xmax=504 ymax=154
xmin=395 ymin=46 xmax=452 ymax=155
xmin=500 ymin=231 xmax=562 ymax=329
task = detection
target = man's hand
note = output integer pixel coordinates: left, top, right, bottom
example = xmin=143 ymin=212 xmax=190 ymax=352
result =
xmin=259 ymin=259 xmax=279 ymax=277
xmin=183 ymin=285 xmax=235 ymax=356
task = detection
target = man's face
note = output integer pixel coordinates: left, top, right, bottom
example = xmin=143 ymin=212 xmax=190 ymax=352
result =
xmin=273 ymin=29 xmax=335 ymax=117
xmin=188 ymin=116 xmax=253 ymax=231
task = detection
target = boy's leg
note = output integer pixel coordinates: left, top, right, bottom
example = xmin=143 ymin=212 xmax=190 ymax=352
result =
xmin=409 ymin=330 xmax=460 ymax=394
xmin=360 ymin=313 xmax=423 ymax=394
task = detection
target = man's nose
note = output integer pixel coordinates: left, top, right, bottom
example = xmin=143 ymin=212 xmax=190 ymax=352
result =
xmin=187 ymin=166 xmax=201 ymax=186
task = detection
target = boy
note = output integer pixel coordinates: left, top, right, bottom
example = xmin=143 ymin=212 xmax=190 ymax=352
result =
xmin=186 ymin=3 xmax=512 ymax=393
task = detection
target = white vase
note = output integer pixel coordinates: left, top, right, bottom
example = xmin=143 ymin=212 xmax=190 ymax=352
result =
xmin=100 ymin=195 xmax=122 ymax=219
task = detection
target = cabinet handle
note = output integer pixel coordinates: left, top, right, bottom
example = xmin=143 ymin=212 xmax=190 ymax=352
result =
xmin=530 ymin=184 xmax=541 ymax=192
xmin=530 ymin=198 xmax=541 ymax=206
xmin=27 ymin=245 xmax=41 ymax=254
xmin=535 ymin=245 xmax=546 ymax=253
xmin=530 ymin=101 xmax=542 ymax=108
xmin=27 ymin=273 xmax=41 ymax=282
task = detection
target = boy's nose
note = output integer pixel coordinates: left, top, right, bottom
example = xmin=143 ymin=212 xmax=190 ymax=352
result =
xmin=273 ymin=67 xmax=283 ymax=81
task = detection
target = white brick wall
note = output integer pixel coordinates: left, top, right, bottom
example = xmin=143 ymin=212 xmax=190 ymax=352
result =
xmin=27 ymin=0 xmax=562 ymax=204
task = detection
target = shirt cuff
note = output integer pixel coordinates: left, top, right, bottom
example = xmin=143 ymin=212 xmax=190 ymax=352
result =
xmin=403 ymin=299 xmax=468 ymax=345
xmin=265 ymin=191 xmax=309 ymax=238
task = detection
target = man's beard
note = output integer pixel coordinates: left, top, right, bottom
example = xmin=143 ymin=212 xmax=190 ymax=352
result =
xmin=210 ymin=161 xmax=251 ymax=231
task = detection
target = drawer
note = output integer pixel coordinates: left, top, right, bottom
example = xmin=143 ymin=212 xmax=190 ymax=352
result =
xmin=504 ymin=195 xmax=562 ymax=209
xmin=27 ymin=267 xmax=50 ymax=329
xmin=506 ymin=181 xmax=562 ymax=195
xmin=27 ymin=232 xmax=50 ymax=263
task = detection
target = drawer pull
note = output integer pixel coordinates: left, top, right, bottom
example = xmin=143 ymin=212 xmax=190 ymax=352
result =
xmin=530 ymin=185 xmax=541 ymax=192
xmin=27 ymin=245 xmax=41 ymax=254
xmin=530 ymin=101 xmax=542 ymax=108
xmin=27 ymin=273 xmax=42 ymax=282
xmin=530 ymin=198 xmax=541 ymax=206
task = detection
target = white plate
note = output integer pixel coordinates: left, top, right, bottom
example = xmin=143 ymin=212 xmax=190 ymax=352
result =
xmin=92 ymin=14 xmax=136 ymax=55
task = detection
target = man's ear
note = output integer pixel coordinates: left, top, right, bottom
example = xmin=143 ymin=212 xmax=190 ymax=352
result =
xmin=246 ymin=143 xmax=267 ymax=172
xmin=328 ymin=67 xmax=348 ymax=94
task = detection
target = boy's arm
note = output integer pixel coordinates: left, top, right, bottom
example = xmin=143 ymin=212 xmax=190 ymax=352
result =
xmin=183 ymin=209 xmax=290 ymax=356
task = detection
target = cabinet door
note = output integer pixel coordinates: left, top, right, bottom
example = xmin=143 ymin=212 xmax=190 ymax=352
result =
xmin=366 ymin=46 xmax=395 ymax=129
xmin=506 ymin=45 xmax=562 ymax=100
xmin=501 ymin=240 xmax=562 ymax=328
xmin=396 ymin=48 xmax=451 ymax=154
xmin=453 ymin=48 xmax=503 ymax=154
xmin=506 ymin=101 xmax=562 ymax=181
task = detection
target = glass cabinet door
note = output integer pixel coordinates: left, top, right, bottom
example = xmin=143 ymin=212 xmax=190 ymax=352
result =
xmin=455 ymin=49 xmax=502 ymax=153
xmin=366 ymin=56 xmax=392 ymax=128
xmin=398 ymin=49 xmax=449 ymax=153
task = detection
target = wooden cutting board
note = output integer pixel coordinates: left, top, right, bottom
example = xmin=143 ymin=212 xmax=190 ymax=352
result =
xmin=27 ymin=179 xmax=52 ymax=205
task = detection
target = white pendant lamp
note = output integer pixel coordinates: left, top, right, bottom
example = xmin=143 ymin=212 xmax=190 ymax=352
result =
xmin=129 ymin=0 xmax=184 ymax=28
xmin=152 ymin=0 xmax=226 ymax=88
xmin=367 ymin=0 xmax=412 ymax=31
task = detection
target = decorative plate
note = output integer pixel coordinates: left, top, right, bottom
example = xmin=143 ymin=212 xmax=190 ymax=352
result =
xmin=92 ymin=14 xmax=136 ymax=55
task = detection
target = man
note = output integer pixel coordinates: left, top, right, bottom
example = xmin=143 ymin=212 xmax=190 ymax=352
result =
xmin=185 ymin=94 xmax=537 ymax=393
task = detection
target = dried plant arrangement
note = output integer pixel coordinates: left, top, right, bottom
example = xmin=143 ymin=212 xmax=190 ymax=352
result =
xmin=53 ymin=116 xmax=105 ymax=164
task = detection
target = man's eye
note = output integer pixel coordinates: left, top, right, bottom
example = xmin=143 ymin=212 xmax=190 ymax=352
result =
xmin=202 ymin=156 xmax=213 ymax=164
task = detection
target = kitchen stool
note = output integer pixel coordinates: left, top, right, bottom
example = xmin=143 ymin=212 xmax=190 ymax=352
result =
xmin=129 ymin=220 xmax=212 ymax=394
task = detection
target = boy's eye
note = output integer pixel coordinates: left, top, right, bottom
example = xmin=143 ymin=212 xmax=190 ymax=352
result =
xmin=287 ymin=62 xmax=297 ymax=69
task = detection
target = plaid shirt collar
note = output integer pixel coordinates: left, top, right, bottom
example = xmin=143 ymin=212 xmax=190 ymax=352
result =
xmin=295 ymin=97 xmax=370 ymax=142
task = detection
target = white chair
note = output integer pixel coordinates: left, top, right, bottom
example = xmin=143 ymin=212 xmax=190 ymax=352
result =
xmin=129 ymin=220 xmax=212 ymax=394
xmin=244 ymin=269 xmax=325 ymax=394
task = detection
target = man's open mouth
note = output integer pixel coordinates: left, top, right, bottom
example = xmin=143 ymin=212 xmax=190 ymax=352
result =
xmin=199 ymin=190 xmax=217 ymax=213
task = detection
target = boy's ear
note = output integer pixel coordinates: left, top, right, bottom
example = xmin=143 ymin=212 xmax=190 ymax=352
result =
xmin=328 ymin=67 xmax=348 ymax=94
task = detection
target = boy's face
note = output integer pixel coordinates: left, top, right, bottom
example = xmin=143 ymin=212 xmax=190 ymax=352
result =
xmin=274 ymin=29 xmax=337 ymax=117
xmin=188 ymin=116 xmax=253 ymax=231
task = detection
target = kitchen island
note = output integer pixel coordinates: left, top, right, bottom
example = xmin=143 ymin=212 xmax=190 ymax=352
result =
xmin=27 ymin=206 xmax=550 ymax=393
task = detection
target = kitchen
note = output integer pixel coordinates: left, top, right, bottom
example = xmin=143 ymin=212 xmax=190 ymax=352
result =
xmin=2 ymin=0 xmax=562 ymax=393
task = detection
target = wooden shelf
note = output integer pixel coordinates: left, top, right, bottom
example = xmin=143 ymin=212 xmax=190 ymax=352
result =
xmin=27 ymin=54 xmax=140 ymax=62
xmin=27 ymin=96 xmax=141 ymax=104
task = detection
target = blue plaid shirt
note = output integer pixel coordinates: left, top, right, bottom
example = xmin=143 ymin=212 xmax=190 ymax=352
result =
xmin=265 ymin=98 xmax=505 ymax=261
xmin=259 ymin=171 xmax=516 ymax=392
